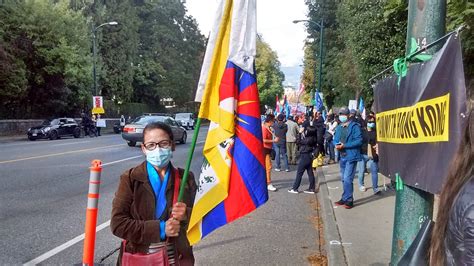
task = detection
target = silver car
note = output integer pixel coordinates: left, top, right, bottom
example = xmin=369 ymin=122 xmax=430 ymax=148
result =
xmin=121 ymin=115 xmax=187 ymax=147
xmin=174 ymin=113 xmax=195 ymax=130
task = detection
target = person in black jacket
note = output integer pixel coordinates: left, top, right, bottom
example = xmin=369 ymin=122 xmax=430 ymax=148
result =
xmin=431 ymin=108 xmax=474 ymax=266
xmin=273 ymin=114 xmax=289 ymax=172
xmin=288 ymin=125 xmax=317 ymax=194
xmin=366 ymin=116 xmax=381 ymax=195
xmin=313 ymin=111 xmax=325 ymax=157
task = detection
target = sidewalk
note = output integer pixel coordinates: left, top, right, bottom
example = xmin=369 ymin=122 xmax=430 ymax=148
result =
xmin=317 ymin=163 xmax=395 ymax=266
xmin=193 ymin=167 xmax=325 ymax=265
xmin=101 ymin=165 xmax=325 ymax=265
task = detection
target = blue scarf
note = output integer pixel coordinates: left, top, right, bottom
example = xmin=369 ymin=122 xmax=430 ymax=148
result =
xmin=147 ymin=162 xmax=171 ymax=240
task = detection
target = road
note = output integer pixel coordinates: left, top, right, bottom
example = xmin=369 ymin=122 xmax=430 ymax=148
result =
xmin=0 ymin=128 xmax=322 ymax=265
xmin=0 ymin=129 xmax=206 ymax=264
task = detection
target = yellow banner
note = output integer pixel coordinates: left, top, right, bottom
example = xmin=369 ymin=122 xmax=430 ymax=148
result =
xmin=376 ymin=93 xmax=450 ymax=144
xmin=92 ymin=107 xmax=105 ymax=114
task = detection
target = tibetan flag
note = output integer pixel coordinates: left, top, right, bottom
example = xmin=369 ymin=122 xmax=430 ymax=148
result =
xmin=189 ymin=0 xmax=268 ymax=245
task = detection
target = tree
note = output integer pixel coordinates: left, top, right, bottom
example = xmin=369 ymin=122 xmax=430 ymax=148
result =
xmin=302 ymin=0 xmax=345 ymax=109
xmin=255 ymin=36 xmax=285 ymax=110
xmin=302 ymin=0 xmax=408 ymax=109
xmin=132 ymin=0 xmax=205 ymax=107
xmin=0 ymin=0 xmax=92 ymax=118
xmin=447 ymin=0 xmax=473 ymax=98
xmin=98 ymin=0 xmax=140 ymax=104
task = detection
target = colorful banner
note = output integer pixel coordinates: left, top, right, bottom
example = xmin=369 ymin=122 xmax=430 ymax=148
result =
xmin=92 ymin=96 xmax=105 ymax=114
xmin=373 ymin=35 xmax=467 ymax=194
xmin=189 ymin=0 xmax=268 ymax=245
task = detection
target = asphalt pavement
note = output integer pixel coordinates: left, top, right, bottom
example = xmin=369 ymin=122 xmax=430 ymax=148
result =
xmin=0 ymin=130 xmax=205 ymax=264
xmin=0 ymin=129 xmax=324 ymax=265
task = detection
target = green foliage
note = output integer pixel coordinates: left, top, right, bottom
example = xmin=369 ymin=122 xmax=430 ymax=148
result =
xmin=103 ymin=99 xmax=163 ymax=117
xmin=131 ymin=0 xmax=206 ymax=107
xmin=302 ymin=0 xmax=472 ymax=108
xmin=448 ymin=0 xmax=474 ymax=97
xmin=0 ymin=0 xmax=92 ymax=118
xmin=255 ymin=36 xmax=285 ymax=110
xmin=0 ymin=0 xmax=205 ymax=119
xmin=302 ymin=0 xmax=407 ymax=108
xmin=336 ymin=0 xmax=407 ymax=106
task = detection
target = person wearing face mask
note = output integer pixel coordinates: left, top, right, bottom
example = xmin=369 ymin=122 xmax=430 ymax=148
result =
xmin=272 ymin=114 xmax=289 ymax=172
xmin=366 ymin=115 xmax=381 ymax=195
xmin=262 ymin=114 xmax=279 ymax=191
xmin=333 ymin=107 xmax=363 ymax=209
xmin=111 ymin=122 xmax=197 ymax=265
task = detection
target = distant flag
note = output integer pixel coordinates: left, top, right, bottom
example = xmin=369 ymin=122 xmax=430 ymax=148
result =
xmin=274 ymin=95 xmax=280 ymax=115
xmin=297 ymin=83 xmax=305 ymax=97
xmin=189 ymin=0 xmax=268 ymax=245
xmin=358 ymin=97 xmax=366 ymax=119
xmin=285 ymin=103 xmax=291 ymax=119
xmin=322 ymin=109 xmax=327 ymax=121
xmin=295 ymin=83 xmax=305 ymax=115
xmin=315 ymin=90 xmax=324 ymax=112
xmin=283 ymin=95 xmax=290 ymax=119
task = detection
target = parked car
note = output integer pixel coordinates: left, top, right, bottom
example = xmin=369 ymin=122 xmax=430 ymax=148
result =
xmin=27 ymin=118 xmax=81 ymax=140
xmin=121 ymin=115 xmax=187 ymax=147
xmin=174 ymin=113 xmax=195 ymax=130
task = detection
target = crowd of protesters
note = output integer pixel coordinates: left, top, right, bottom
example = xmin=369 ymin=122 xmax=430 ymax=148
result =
xmin=262 ymin=106 xmax=382 ymax=209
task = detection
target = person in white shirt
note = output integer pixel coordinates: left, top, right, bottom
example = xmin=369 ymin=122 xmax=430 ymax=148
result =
xmin=325 ymin=114 xmax=338 ymax=164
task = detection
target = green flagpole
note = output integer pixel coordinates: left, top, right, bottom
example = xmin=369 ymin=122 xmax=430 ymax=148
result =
xmin=177 ymin=117 xmax=202 ymax=202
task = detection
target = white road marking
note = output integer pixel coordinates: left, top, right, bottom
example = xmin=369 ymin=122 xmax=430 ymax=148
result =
xmin=51 ymin=141 xmax=91 ymax=147
xmin=102 ymin=155 xmax=143 ymax=166
xmin=0 ymin=144 xmax=123 ymax=164
xmin=0 ymin=134 xmax=119 ymax=147
xmin=22 ymin=139 xmax=204 ymax=264
xmin=23 ymin=220 xmax=111 ymax=265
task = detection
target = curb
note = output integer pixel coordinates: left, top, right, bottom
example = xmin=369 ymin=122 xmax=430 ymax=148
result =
xmin=316 ymin=166 xmax=348 ymax=266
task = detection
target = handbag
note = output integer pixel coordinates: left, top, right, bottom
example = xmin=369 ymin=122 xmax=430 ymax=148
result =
xmin=397 ymin=219 xmax=433 ymax=266
xmin=122 ymin=168 xmax=182 ymax=266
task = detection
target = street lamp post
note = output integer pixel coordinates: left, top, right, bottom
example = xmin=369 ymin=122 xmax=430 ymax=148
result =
xmin=92 ymin=21 xmax=118 ymax=96
xmin=293 ymin=19 xmax=324 ymax=108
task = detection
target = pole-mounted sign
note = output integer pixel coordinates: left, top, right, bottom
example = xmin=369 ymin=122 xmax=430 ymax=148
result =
xmin=92 ymin=96 xmax=105 ymax=114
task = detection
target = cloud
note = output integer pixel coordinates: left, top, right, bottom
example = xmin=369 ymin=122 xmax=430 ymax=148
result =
xmin=185 ymin=0 xmax=307 ymax=68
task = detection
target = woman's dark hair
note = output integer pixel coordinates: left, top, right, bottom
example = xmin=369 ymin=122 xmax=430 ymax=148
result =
xmin=143 ymin=121 xmax=174 ymax=141
xmin=265 ymin=114 xmax=275 ymax=123
xmin=305 ymin=125 xmax=317 ymax=137
xmin=430 ymin=109 xmax=474 ymax=265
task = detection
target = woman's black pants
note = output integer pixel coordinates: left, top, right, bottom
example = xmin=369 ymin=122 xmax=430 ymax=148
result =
xmin=292 ymin=152 xmax=316 ymax=190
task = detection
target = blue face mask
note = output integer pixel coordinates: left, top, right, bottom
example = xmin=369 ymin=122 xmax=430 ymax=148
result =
xmin=367 ymin=122 xmax=375 ymax=128
xmin=339 ymin=115 xmax=348 ymax=123
xmin=145 ymin=147 xmax=172 ymax=168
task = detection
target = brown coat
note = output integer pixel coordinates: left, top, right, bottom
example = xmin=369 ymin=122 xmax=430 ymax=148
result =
xmin=111 ymin=161 xmax=197 ymax=265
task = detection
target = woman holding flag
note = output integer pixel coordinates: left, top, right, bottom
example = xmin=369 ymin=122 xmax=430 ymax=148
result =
xmin=111 ymin=122 xmax=197 ymax=265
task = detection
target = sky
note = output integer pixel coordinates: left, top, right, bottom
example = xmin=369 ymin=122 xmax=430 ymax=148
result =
xmin=185 ymin=0 xmax=308 ymax=88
